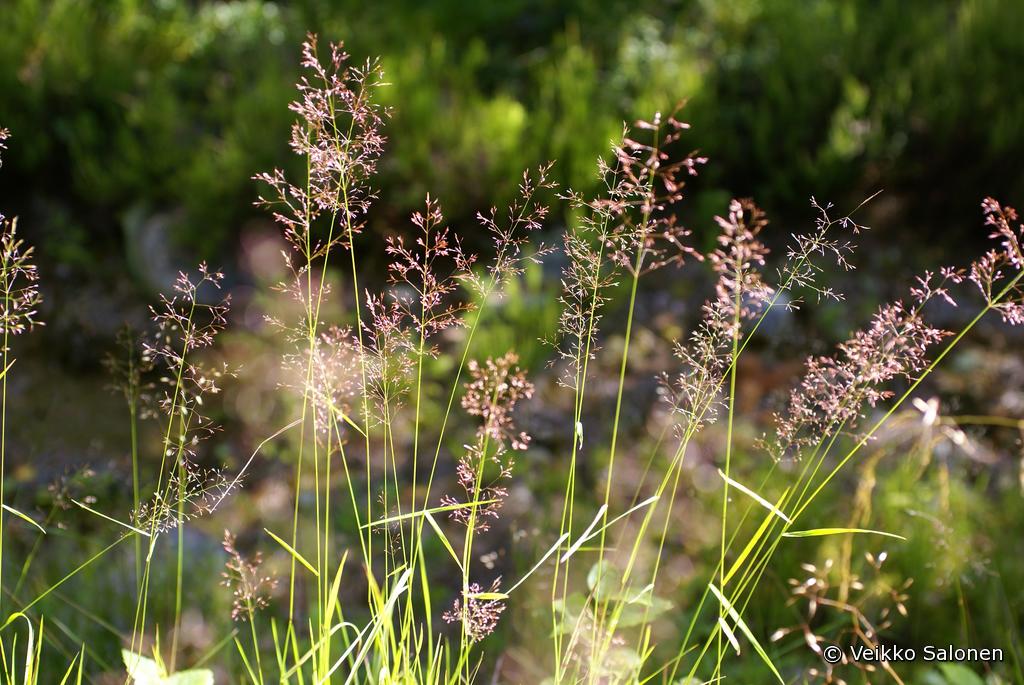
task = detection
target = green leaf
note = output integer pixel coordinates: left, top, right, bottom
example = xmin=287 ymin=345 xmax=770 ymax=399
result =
xmin=723 ymin=489 xmax=790 ymax=586
xmin=937 ymin=663 xmax=986 ymax=685
xmin=324 ymin=550 xmax=349 ymax=623
xmin=719 ymin=616 xmax=742 ymax=655
xmin=71 ymin=499 xmax=148 ymax=536
xmin=616 ymin=595 xmax=673 ymax=628
xmin=587 ymin=560 xmax=623 ymax=601
xmin=123 ymin=650 xmax=163 ymax=683
xmin=782 ymin=527 xmax=906 ymax=541
xmin=166 ymin=671 xmax=215 ymax=685
xmin=0 ymin=359 xmax=15 ymax=382
xmin=122 ymin=649 xmax=214 ymax=685
xmin=361 ymin=499 xmax=499 ymax=529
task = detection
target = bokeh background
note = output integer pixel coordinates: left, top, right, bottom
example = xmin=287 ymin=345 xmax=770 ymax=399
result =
xmin=2 ymin=0 xmax=1024 ymax=682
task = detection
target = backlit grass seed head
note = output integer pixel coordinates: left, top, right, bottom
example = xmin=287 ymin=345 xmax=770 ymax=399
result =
xmin=660 ymin=199 xmax=773 ymax=435
xmin=46 ymin=466 xmax=97 ymax=518
xmin=770 ymin=298 xmax=950 ymax=461
xmin=280 ymin=325 xmax=359 ymax=440
xmin=386 ymin=196 xmax=475 ymax=345
xmin=142 ymin=264 xmax=231 ymax=456
xmin=709 ymin=198 xmax=773 ymax=332
xmin=463 ymin=164 xmax=558 ymax=298
xmin=553 ymin=112 xmax=701 ymax=392
xmin=444 ymin=353 xmax=534 ymax=531
xmin=659 ymin=302 xmax=732 ymax=435
xmin=222 ymin=530 xmax=278 ymax=622
xmin=777 ymin=198 xmax=865 ymax=309
xmin=362 ymin=292 xmax=416 ymax=421
xmin=293 ymin=35 xmax=386 ymax=220
xmin=461 ymin=352 xmax=535 ymax=450
xmin=104 ymin=325 xmax=155 ymax=404
xmin=596 ymin=111 xmax=706 ymax=276
xmin=971 ymin=198 xmax=1024 ymax=324
xmin=442 ymin=578 xmax=506 ymax=642
xmin=1 ymin=129 xmax=43 ymax=340
xmin=552 ymin=192 xmax=616 ymax=392
xmin=133 ymin=463 xmax=236 ymax=534
xmin=255 ymin=33 xmax=387 ymax=274
xmin=145 ymin=264 xmax=229 ymax=360
xmin=0 ymin=218 xmax=42 ymax=339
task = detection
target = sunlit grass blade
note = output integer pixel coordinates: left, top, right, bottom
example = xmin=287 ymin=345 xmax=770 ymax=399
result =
xmin=708 ymin=583 xmax=783 ymax=683
xmin=1 ymin=504 xmax=46 ymax=535
xmin=424 ymin=511 xmax=463 ymax=572
xmin=507 ymin=531 xmax=569 ymax=593
xmin=233 ymin=636 xmax=260 ymax=683
xmin=336 ymin=568 xmax=413 ymax=685
xmin=718 ymin=617 xmax=741 ymax=655
xmin=58 ymin=646 xmax=85 ymax=685
xmin=559 ymin=495 xmax=658 ymax=563
xmin=559 ymin=504 xmax=607 ymax=562
xmin=331 ymin=402 xmax=366 ymax=438
xmin=722 ymin=489 xmax=789 ymax=586
xmin=782 ymin=527 xmax=906 ymax=540
xmin=70 ymin=500 xmax=149 ymax=536
xmin=265 ymin=528 xmax=319 ymax=578
xmin=361 ymin=499 xmax=499 ymax=529
xmin=717 ymin=470 xmax=790 ymax=523
xmin=324 ymin=550 xmax=349 ymax=624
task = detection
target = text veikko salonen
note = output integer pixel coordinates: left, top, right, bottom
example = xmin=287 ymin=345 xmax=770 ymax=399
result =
xmin=849 ymin=644 xmax=1003 ymax=663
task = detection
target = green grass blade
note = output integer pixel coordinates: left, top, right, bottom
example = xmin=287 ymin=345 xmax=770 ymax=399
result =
xmin=70 ymin=500 xmax=149 ymax=536
xmin=717 ymin=470 xmax=790 ymax=523
xmin=722 ymin=489 xmax=789 ymax=586
xmin=718 ymin=617 xmax=741 ymax=655
xmin=0 ymin=359 xmax=14 ymax=382
xmin=424 ymin=511 xmax=462 ymax=572
xmin=0 ymin=505 xmax=45 ymax=535
xmin=708 ymin=583 xmax=783 ymax=683
xmin=782 ymin=527 xmax=906 ymax=540
xmin=264 ymin=528 xmax=319 ymax=578
xmin=361 ymin=500 xmax=499 ymax=529
xmin=507 ymin=531 xmax=569 ymax=593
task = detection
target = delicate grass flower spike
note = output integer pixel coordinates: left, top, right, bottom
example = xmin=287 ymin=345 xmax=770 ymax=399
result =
xmin=222 ymin=531 xmax=279 ymax=622
xmin=443 ymin=352 xmax=535 ymax=532
xmin=0 ymin=223 xmax=41 ymax=340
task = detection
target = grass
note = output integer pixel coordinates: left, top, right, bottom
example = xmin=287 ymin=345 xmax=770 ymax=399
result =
xmin=0 ymin=40 xmax=1024 ymax=685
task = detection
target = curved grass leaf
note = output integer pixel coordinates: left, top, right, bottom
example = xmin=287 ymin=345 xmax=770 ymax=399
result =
xmin=782 ymin=527 xmax=906 ymax=541
xmin=708 ymin=583 xmax=783 ymax=683
xmin=264 ymin=528 xmax=319 ymax=578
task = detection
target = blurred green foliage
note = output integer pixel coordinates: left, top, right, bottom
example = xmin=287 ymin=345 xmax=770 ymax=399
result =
xmin=2 ymin=0 xmax=1024 ymax=270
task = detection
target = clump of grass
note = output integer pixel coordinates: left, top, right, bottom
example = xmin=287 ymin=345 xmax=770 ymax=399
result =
xmin=2 ymin=35 xmax=1024 ymax=685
